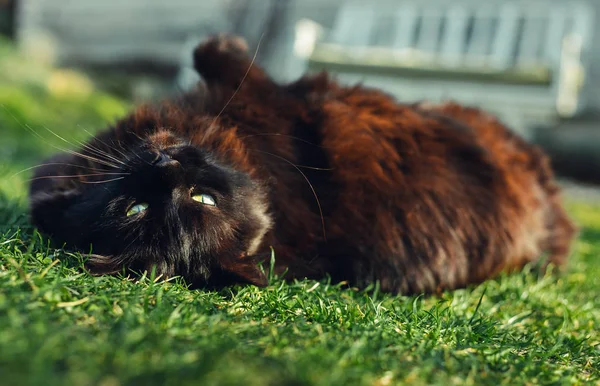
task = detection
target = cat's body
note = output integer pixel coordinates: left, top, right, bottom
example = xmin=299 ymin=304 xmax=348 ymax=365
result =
xmin=29 ymin=35 xmax=576 ymax=294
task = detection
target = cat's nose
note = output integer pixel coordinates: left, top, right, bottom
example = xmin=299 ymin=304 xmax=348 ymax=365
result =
xmin=152 ymin=152 xmax=180 ymax=168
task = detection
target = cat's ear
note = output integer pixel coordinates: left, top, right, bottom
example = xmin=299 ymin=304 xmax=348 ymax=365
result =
xmin=219 ymin=257 xmax=268 ymax=287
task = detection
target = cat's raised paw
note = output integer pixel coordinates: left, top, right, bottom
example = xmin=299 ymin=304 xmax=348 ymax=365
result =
xmin=193 ymin=34 xmax=264 ymax=85
xmin=195 ymin=34 xmax=249 ymax=61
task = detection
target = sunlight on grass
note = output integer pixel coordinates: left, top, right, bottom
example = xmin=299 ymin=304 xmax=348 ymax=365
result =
xmin=0 ymin=39 xmax=599 ymax=386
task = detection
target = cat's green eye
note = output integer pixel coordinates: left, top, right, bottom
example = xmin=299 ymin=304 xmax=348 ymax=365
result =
xmin=192 ymin=193 xmax=216 ymax=206
xmin=126 ymin=203 xmax=149 ymax=217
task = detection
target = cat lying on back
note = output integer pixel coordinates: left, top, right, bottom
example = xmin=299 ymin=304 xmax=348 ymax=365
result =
xmin=29 ymin=35 xmax=576 ymax=294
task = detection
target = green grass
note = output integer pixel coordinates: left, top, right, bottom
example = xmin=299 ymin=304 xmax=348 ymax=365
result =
xmin=1 ymin=41 xmax=599 ymax=386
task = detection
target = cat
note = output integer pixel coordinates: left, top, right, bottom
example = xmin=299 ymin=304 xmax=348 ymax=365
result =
xmin=28 ymin=34 xmax=577 ymax=294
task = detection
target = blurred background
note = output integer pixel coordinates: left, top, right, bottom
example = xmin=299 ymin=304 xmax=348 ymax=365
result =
xmin=1 ymin=0 xmax=600 ymax=188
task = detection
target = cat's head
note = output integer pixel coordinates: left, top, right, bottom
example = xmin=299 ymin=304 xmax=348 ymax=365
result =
xmin=29 ymin=128 xmax=272 ymax=288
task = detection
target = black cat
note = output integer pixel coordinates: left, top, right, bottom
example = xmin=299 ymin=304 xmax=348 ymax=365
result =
xmin=29 ymin=35 xmax=576 ymax=294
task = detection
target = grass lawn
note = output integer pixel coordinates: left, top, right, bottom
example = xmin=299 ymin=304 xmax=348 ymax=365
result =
xmin=1 ymin=41 xmax=599 ymax=386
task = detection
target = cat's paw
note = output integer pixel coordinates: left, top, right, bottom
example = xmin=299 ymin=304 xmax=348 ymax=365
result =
xmin=192 ymin=33 xmax=272 ymax=88
xmin=194 ymin=34 xmax=249 ymax=62
xmin=193 ymin=34 xmax=254 ymax=83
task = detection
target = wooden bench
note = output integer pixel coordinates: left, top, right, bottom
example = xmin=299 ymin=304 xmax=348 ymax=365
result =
xmin=292 ymin=1 xmax=595 ymax=138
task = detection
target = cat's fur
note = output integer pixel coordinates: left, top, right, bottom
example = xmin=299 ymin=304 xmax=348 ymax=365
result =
xmin=29 ymin=35 xmax=576 ymax=294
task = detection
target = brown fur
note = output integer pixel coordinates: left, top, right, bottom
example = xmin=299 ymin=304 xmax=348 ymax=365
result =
xmin=29 ymin=35 xmax=576 ymax=294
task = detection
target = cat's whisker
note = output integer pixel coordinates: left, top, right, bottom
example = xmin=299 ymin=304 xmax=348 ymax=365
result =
xmin=125 ymin=235 xmax=142 ymax=253
xmin=59 ymin=147 xmax=122 ymax=169
xmin=127 ymin=130 xmax=147 ymax=143
xmin=119 ymin=130 xmax=153 ymax=165
xmin=75 ymin=134 xmax=128 ymax=165
xmin=247 ymin=148 xmax=327 ymax=241
xmin=39 ymin=124 xmax=79 ymax=147
xmin=76 ymin=139 xmax=126 ymax=164
xmin=108 ymin=136 xmax=143 ymax=164
xmin=0 ymin=105 xmax=86 ymax=164
xmin=80 ymin=177 xmax=126 ymax=184
xmin=109 ymin=138 xmax=135 ymax=162
xmin=294 ymin=165 xmax=333 ymax=171
xmin=41 ymin=124 xmax=127 ymax=167
xmin=26 ymin=125 xmax=120 ymax=169
xmin=78 ymin=140 xmax=127 ymax=167
xmin=40 ymin=123 xmax=100 ymax=153
xmin=0 ymin=104 xmax=111 ymax=168
xmin=16 ymin=121 xmax=122 ymax=169
xmin=10 ymin=163 xmax=114 ymax=179
xmin=28 ymin=172 xmax=130 ymax=182
xmin=207 ymin=32 xmax=265 ymax=133
xmin=80 ymin=126 xmax=133 ymax=162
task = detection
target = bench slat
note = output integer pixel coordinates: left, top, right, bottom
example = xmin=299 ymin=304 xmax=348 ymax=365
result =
xmin=490 ymin=4 xmax=521 ymax=69
xmin=416 ymin=9 xmax=443 ymax=52
xmin=438 ymin=6 xmax=470 ymax=66
xmin=392 ymin=5 xmax=419 ymax=49
xmin=330 ymin=3 xmax=375 ymax=47
xmin=517 ymin=12 xmax=546 ymax=64
xmin=466 ymin=7 xmax=496 ymax=58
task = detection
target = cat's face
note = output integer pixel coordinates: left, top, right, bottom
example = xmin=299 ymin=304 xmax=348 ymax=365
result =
xmin=30 ymin=130 xmax=272 ymax=287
